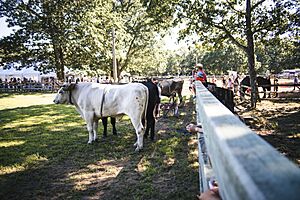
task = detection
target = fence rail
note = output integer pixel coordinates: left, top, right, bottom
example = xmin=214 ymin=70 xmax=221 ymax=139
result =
xmin=0 ymin=83 xmax=57 ymax=92
xmin=195 ymin=81 xmax=300 ymax=200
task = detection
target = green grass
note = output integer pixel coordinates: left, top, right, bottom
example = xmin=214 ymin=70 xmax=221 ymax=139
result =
xmin=0 ymin=93 xmax=199 ymax=200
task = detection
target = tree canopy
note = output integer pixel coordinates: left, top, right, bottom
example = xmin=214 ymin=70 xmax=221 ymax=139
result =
xmin=0 ymin=0 xmax=174 ymax=80
xmin=172 ymin=0 xmax=300 ymax=106
xmin=0 ymin=0 xmax=299 ymax=96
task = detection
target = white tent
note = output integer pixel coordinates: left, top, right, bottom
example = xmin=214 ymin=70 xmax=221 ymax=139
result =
xmin=0 ymin=67 xmax=57 ymax=82
xmin=40 ymin=71 xmax=56 ymax=78
xmin=22 ymin=67 xmax=41 ymax=82
xmin=0 ymin=67 xmax=23 ymax=80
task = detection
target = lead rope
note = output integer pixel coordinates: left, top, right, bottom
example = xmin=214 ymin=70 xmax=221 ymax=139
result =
xmin=69 ymin=90 xmax=73 ymax=105
xmin=100 ymin=87 xmax=106 ymax=117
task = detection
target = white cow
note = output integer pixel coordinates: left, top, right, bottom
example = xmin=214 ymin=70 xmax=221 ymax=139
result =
xmin=53 ymin=82 xmax=149 ymax=151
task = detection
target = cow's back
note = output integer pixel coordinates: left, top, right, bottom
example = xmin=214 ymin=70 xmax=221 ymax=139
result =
xmin=142 ymin=81 xmax=160 ymax=104
xmin=240 ymin=76 xmax=250 ymax=86
xmin=74 ymin=83 xmax=106 ymax=112
xmin=160 ymin=79 xmax=184 ymax=96
xmin=101 ymin=83 xmax=148 ymax=117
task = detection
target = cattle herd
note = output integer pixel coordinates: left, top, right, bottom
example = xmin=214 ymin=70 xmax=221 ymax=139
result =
xmin=53 ymin=78 xmax=180 ymax=151
xmin=53 ymin=76 xmax=274 ymax=151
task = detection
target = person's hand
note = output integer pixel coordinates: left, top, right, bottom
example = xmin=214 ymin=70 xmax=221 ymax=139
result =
xmin=186 ymin=123 xmax=202 ymax=133
xmin=197 ymin=188 xmax=221 ymax=200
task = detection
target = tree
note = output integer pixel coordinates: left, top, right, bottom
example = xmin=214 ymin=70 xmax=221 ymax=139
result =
xmin=256 ymin=37 xmax=299 ymax=73
xmin=0 ymin=0 xmax=104 ymax=80
xmin=201 ymin=44 xmax=247 ymax=75
xmin=175 ymin=0 xmax=299 ymax=107
xmin=0 ymin=0 xmax=175 ymax=81
xmin=112 ymin=0 xmax=175 ymax=80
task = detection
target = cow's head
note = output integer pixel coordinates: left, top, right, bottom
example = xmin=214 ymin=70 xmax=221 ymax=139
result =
xmin=53 ymin=83 xmax=77 ymax=104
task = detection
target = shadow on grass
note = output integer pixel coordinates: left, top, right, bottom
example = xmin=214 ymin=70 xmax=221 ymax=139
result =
xmin=260 ymin=109 xmax=300 ymax=165
xmin=0 ymin=100 xmax=199 ymax=200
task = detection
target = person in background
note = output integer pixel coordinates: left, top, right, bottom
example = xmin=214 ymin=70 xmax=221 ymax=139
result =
xmin=151 ymin=77 xmax=161 ymax=118
xmin=195 ymin=64 xmax=207 ymax=87
xmin=189 ymin=69 xmax=197 ymax=97
xmin=222 ymin=76 xmax=227 ymax=88
xmin=212 ymin=75 xmax=217 ymax=84
xmin=227 ymin=77 xmax=233 ymax=90
xmin=233 ymin=75 xmax=239 ymax=95
xmin=274 ymin=76 xmax=279 ymax=97
xmin=293 ymin=75 xmax=299 ymax=90
xmin=186 ymin=123 xmax=222 ymax=200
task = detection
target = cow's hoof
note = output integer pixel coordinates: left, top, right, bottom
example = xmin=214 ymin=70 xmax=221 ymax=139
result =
xmin=94 ymin=138 xmax=99 ymax=142
xmin=135 ymin=147 xmax=142 ymax=152
xmin=87 ymin=141 xmax=93 ymax=144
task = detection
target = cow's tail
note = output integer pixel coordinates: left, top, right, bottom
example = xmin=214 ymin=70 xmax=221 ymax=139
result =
xmin=142 ymin=87 xmax=149 ymax=129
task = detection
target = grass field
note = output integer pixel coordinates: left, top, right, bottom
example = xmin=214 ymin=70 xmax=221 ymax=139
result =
xmin=0 ymin=92 xmax=199 ymax=199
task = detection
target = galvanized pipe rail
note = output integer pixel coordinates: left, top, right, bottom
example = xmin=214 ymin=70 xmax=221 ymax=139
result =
xmin=195 ymin=81 xmax=300 ymax=200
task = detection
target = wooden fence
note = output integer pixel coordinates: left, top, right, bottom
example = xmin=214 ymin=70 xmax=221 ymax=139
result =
xmin=240 ymin=83 xmax=300 ymax=99
xmin=195 ymin=81 xmax=300 ymax=200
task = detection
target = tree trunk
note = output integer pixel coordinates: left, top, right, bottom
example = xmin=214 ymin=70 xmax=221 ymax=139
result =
xmin=52 ymin=40 xmax=65 ymax=82
xmin=246 ymin=0 xmax=257 ymax=108
xmin=58 ymin=44 xmax=65 ymax=81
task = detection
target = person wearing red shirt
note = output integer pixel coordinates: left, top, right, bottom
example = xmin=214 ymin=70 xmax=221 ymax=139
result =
xmin=195 ymin=64 xmax=207 ymax=87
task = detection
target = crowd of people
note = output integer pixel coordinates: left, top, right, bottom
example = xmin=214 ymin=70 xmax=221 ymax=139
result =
xmin=0 ymin=77 xmax=55 ymax=92
xmin=189 ymin=64 xmax=241 ymax=97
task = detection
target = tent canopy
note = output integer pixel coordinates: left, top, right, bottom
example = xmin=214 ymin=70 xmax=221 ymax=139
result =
xmin=0 ymin=67 xmax=57 ymax=82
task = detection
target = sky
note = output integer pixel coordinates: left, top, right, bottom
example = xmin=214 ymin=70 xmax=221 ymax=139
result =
xmin=0 ymin=17 xmax=185 ymax=51
xmin=0 ymin=17 xmax=13 ymax=38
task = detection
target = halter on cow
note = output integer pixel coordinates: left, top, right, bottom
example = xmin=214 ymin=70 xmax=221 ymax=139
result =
xmin=53 ymin=82 xmax=149 ymax=151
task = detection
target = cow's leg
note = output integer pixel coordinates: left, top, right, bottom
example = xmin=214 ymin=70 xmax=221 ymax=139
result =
xmin=267 ymin=89 xmax=271 ymax=98
xmin=142 ymin=118 xmax=149 ymax=138
xmin=174 ymin=104 xmax=179 ymax=117
xmin=154 ymin=103 xmax=160 ymax=118
xmin=130 ymin=116 xmax=144 ymax=151
xmin=144 ymin=123 xmax=150 ymax=139
xmin=148 ymin=117 xmax=155 ymax=141
xmin=240 ymin=88 xmax=245 ymax=100
xmin=84 ymin=113 xmax=95 ymax=144
xmin=262 ymin=88 xmax=266 ymax=98
xmin=178 ymin=92 xmax=183 ymax=106
xmin=102 ymin=117 xmax=108 ymax=137
xmin=93 ymin=119 xmax=99 ymax=142
xmin=147 ymin=105 xmax=156 ymax=140
xmin=110 ymin=117 xmax=117 ymax=135
xmin=136 ymin=129 xmax=144 ymax=152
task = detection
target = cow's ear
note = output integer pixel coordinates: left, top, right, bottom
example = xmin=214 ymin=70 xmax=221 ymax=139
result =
xmin=68 ymin=83 xmax=77 ymax=90
xmin=62 ymin=83 xmax=76 ymax=91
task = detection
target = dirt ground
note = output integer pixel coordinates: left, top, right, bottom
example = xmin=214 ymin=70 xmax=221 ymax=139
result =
xmin=235 ymin=99 xmax=300 ymax=166
xmin=181 ymin=78 xmax=300 ymax=166
xmin=1 ymin=80 xmax=298 ymax=200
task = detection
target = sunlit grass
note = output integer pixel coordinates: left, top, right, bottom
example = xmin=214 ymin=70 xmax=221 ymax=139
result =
xmin=0 ymin=92 xmax=199 ymax=199
xmin=0 ymin=153 xmax=48 ymax=175
xmin=67 ymin=159 xmax=125 ymax=191
xmin=0 ymin=93 xmax=55 ymax=110
xmin=0 ymin=140 xmax=25 ymax=147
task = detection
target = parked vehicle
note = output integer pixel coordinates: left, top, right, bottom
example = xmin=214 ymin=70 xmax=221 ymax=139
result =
xmin=277 ymin=69 xmax=300 ymax=79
